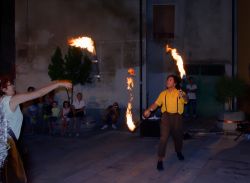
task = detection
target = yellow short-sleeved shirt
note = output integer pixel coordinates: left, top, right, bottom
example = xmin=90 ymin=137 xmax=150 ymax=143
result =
xmin=155 ymin=89 xmax=187 ymax=114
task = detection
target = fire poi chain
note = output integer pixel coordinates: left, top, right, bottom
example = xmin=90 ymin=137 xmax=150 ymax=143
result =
xmin=126 ymin=68 xmax=136 ymax=132
xmin=68 ymin=37 xmax=136 ymax=132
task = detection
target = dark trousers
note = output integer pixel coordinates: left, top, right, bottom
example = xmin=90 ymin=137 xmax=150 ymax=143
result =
xmin=158 ymin=112 xmax=183 ymax=158
xmin=186 ymin=99 xmax=197 ymax=117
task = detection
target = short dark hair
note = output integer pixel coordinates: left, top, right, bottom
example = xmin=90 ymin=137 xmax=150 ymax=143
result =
xmin=0 ymin=76 xmax=14 ymax=96
xmin=166 ymin=74 xmax=181 ymax=89
xmin=77 ymin=92 xmax=82 ymax=96
xmin=52 ymin=101 xmax=58 ymax=105
xmin=167 ymin=74 xmax=178 ymax=83
xmin=63 ymin=101 xmax=70 ymax=108
xmin=27 ymin=86 xmax=35 ymax=92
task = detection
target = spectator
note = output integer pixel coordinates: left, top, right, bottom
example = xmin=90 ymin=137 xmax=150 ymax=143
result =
xmin=27 ymin=100 xmax=39 ymax=134
xmin=61 ymin=101 xmax=73 ymax=136
xmin=72 ymin=92 xmax=86 ymax=137
xmin=25 ymin=86 xmax=40 ymax=134
xmin=186 ymin=77 xmax=198 ymax=118
xmin=21 ymin=87 xmax=34 ymax=133
xmin=41 ymin=92 xmax=55 ymax=134
xmin=101 ymin=102 xmax=120 ymax=130
xmin=48 ymin=101 xmax=60 ymax=135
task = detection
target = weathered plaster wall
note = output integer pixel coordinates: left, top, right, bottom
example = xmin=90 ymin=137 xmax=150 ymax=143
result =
xmin=15 ymin=0 xmax=144 ymax=113
xmin=146 ymin=0 xmax=232 ymax=113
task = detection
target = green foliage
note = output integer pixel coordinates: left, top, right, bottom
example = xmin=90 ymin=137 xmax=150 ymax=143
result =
xmin=48 ymin=46 xmax=93 ymax=103
xmin=48 ymin=47 xmax=65 ymax=80
xmin=215 ymin=76 xmax=246 ymax=111
xmin=48 ymin=46 xmax=92 ymax=85
xmin=80 ymin=55 xmax=92 ymax=84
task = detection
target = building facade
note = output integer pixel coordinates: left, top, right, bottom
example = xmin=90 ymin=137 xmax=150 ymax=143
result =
xmin=146 ymin=0 xmax=233 ymax=116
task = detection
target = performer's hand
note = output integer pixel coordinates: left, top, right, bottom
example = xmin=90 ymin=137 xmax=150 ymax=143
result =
xmin=178 ymin=90 xmax=185 ymax=98
xmin=143 ymin=109 xmax=151 ymax=118
xmin=57 ymin=80 xmax=72 ymax=89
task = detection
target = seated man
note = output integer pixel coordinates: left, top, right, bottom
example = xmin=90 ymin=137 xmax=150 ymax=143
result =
xmin=101 ymin=102 xmax=120 ymax=130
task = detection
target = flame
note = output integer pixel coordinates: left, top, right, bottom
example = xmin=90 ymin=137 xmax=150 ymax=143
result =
xmin=128 ymin=68 xmax=135 ymax=76
xmin=166 ymin=45 xmax=186 ymax=78
xmin=126 ymin=69 xmax=136 ymax=132
xmin=127 ymin=77 xmax=134 ymax=91
xmin=126 ymin=102 xmax=136 ymax=131
xmin=68 ymin=36 xmax=96 ymax=54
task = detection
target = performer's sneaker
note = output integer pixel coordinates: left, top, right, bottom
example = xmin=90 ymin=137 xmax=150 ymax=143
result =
xmin=101 ymin=125 xmax=108 ymax=130
xmin=157 ymin=161 xmax=164 ymax=171
xmin=177 ymin=152 xmax=185 ymax=161
xmin=112 ymin=124 xmax=117 ymax=130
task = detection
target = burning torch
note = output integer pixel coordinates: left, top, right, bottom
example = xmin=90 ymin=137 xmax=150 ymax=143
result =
xmin=67 ymin=36 xmax=100 ymax=102
xmin=166 ymin=45 xmax=187 ymax=98
xmin=68 ymin=36 xmax=101 ymax=81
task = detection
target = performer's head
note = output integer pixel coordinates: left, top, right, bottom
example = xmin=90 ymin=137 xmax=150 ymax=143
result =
xmin=166 ymin=74 xmax=180 ymax=89
xmin=0 ymin=76 xmax=15 ymax=97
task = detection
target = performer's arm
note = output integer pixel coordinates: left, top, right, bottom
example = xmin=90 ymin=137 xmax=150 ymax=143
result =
xmin=143 ymin=103 xmax=158 ymax=118
xmin=10 ymin=80 xmax=72 ymax=112
xmin=144 ymin=92 xmax=163 ymax=118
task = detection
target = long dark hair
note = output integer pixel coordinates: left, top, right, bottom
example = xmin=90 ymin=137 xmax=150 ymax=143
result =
xmin=63 ymin=101 xmax=70 ymax=108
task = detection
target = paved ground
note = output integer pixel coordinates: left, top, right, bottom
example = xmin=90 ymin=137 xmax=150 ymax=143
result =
xmin=22 ymin=120 xmax=250 ymax=183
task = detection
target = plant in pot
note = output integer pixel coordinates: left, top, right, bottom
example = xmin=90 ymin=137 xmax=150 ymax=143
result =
xmin=215 ymin=76 xmax=247 ymax=131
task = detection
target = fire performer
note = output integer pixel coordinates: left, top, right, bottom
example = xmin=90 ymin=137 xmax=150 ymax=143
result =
xmin=143 ymin=74 xmax=188 ymax=171
xmin=0 ymin=76 xmax=72 ymax=183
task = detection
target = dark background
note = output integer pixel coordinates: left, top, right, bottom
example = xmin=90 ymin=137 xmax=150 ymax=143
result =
xmin=0 ymin=0 xmax=15 ymax=77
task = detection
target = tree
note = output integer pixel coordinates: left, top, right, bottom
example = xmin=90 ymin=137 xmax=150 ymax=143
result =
xmin=48 ymin=47 xmax=65 ymax=80
xmin=48 ymin=46 xmax=93 ymax=103
xmin=64 ymin=46 xmax=92 ymax=85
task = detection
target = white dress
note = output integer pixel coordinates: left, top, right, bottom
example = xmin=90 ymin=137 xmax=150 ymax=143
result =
xmin=1 ymin=96 xmax=23 ymax=140
xmin=0 ymin=101 xmax=9 ymax=167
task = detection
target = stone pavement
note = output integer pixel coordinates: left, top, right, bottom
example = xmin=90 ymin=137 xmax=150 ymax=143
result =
xmin=23 ymin=128 xmax=250 ymax=183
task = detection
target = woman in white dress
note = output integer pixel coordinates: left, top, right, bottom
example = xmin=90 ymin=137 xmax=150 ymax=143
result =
xmin=0 ymin=76 xmax=71 ymax=183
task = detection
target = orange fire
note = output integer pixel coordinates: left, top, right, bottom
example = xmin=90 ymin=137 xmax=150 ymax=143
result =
xmin=68 ymin=36 xmax=96 ymax=54
xmin=128 ymin=68 xmax=135 ymax=76
xmin=127 ymin=77 xmax=134 ymax=91
xmin=126 ymin=70 xmax=136 ymax=132
xmin=166 ymin=45 xmax=186 ymax=78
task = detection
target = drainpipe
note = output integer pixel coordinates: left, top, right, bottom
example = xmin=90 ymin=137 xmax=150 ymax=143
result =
xmin=139 ymin=0 xmax=143 ymax=120
xmin=232 ymin=0 xmax=237 ymax=111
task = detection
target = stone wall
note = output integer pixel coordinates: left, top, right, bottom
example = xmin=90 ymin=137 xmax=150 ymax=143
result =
xmin=15 ymin=0 xmax=145 ymax=116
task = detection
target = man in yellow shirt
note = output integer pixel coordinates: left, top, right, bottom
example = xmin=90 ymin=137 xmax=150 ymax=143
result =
xmin=144 ymin=74 xmax=188 ymax=171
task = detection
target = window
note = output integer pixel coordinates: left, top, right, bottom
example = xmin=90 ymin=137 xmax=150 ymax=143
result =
xmin=186 ymin=64 xmax=225 ymax=76
xmin=153 ymin=5 xmax=175 ymax=40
